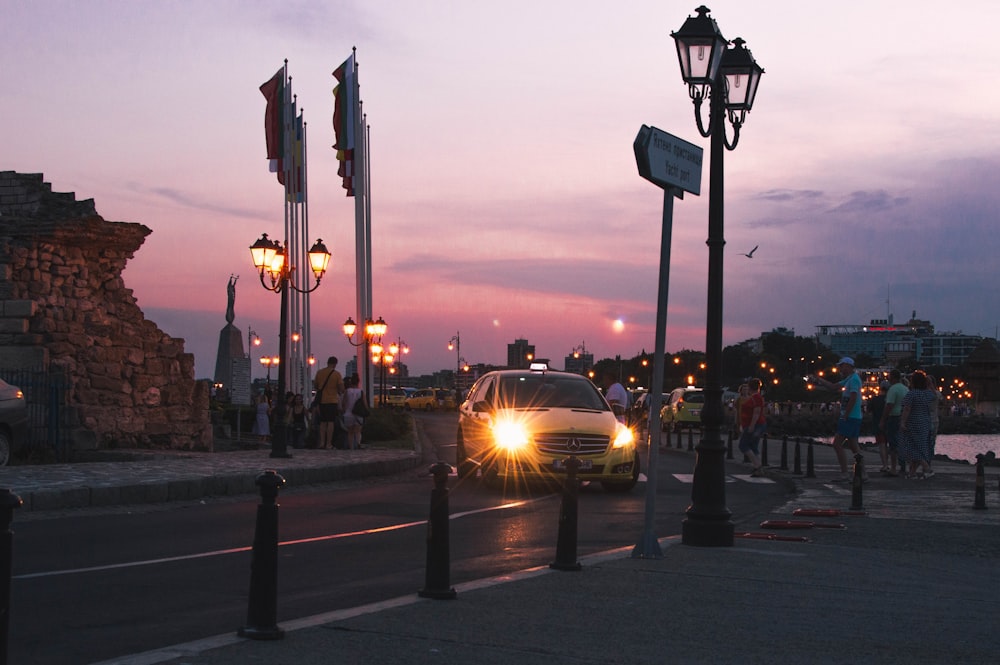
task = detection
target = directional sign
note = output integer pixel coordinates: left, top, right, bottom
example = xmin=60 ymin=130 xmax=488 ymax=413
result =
xmin=633 ymin=125 xmax=703 ymax=195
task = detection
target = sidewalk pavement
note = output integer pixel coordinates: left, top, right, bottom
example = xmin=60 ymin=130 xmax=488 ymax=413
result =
xmin=5 ymin=435 xmax=999 ymax=664
xmin=0 ymin=445 xmax=423 ymax=513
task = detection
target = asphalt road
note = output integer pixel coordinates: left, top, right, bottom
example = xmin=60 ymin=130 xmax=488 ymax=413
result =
xmin=8 ymin=413 xmax=793 ymax=664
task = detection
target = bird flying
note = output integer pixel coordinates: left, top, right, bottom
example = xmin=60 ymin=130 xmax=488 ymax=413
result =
xmin=744 ymin=245 xmax=758 ymax=258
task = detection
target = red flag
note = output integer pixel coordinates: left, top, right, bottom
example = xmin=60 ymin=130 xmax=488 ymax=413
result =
xmin=260 ymin=68 xmax=284 ymax=181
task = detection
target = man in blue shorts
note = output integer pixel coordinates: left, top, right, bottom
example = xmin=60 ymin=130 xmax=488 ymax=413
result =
xmin=808 ymin=357 xmax=866 ymax=482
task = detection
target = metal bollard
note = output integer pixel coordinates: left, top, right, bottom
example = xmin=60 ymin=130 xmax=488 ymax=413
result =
xmin=0 ymin=489 xmax=23 ymax=665
xmin=676 ymin=427 xmax=683 ymax=449
xmin=687 ymin=427 xmax=694 ymax=451
xmin=419 ymin=462 xmax=457 ymax=599
xmin=550 ymin=456 xmax=582 ymax=571
xmin=973 ymin=454 xmax=987 ymax=510
xmin=726 ymin=429 xmax=734 ymax=460
xmin=780 ymin=435 xmax=788 ymax=471
xmin=238 ymin=470 xmax=286 ymax=640
xmin=761 ymin=433 xmax=769 ymax=467
xmin=793 ymin=438 xmax=802 ymax=475
xmin=850 ymin=453 xmax=864 ymax=511
xmin=806 ymin=440 xmax=816 ymax=478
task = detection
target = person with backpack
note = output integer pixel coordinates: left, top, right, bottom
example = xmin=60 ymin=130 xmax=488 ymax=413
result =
xmin=312 ymin=356 xmax=345 ymax=449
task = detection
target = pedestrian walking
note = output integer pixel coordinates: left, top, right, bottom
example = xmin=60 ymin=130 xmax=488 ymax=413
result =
xmin=808 ymin=357 xmax=867 ymax=481
xmin=869 ymin=381 xmax=888 ymax=473
xmin=879 ymin=369 xmax=907 ymax=476
xmin=738 ymin=379 xmax=766 ymax=476
xmin=600 ymin=370 xmax=628 ymax=423
xmin=899 ymin=370 xmax=936 ymax=479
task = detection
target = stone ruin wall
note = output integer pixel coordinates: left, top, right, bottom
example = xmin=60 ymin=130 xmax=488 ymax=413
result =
xmin=0 ymin=171 xmax=211 ymax=451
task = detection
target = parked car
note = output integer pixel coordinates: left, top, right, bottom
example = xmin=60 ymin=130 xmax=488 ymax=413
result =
xmin=630 ymin=391 xmax=670 ymax=430
xmin=0 ymin=378 xmax=29 ymax=466
xmin=456 ymin=366 xmax=639 ymax=492
xmin=404 ymin=388 xmax=439 ymax=411
xmin=374 ymin=387 xmax=407 ymax=408
xmin=660 ymin=387 xmax=705 ymax=431
xmin=405 ymin=388 xmax=460 ymax=411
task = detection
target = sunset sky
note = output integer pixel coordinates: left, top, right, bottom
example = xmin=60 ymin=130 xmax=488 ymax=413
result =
xmin=4 ymin=1 xmax=999 ymax=379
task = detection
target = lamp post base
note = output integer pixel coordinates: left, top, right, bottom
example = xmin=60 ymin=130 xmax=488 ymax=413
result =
xmin=681 ymin=516 xmax=734 ymax=547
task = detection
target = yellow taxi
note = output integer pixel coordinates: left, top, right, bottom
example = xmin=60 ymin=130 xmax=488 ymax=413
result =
xmin=373 ymin=387 xmax=407 ymax=408
xmin=404 ymin=388 xmax=439 ymax=411
xmin=456 ymin=365 xmax=639 ymax=492
xmin=660 ymin=386 xmax=704 ymax=431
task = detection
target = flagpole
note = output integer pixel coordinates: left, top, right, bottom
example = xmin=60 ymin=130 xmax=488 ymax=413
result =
xmin=353 ymin=55 xmax=370 ymax=399
xmin=301 ymin=118 xmax=313 ymax=396
xmin=364 ymin=115 xmax=373 ymax=387
xmin=282 ymin=77 xmax=296 ymax=398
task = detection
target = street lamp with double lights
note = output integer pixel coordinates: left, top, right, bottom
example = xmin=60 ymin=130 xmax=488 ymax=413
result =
xmin=343 ymin=316 xmax=387 ymax=398
xmin=672 ymin=5 xmax=763 ymax=546
xmin=249 ymin=233 xmax=331 ymax=458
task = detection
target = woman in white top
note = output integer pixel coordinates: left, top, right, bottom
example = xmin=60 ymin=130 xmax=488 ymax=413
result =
xmin=341 ymin=374 xmax=366 ymax=450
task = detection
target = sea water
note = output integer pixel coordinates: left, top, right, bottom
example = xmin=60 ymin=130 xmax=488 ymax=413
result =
xmin=930 ymin=434 xmax=1000 ymax=464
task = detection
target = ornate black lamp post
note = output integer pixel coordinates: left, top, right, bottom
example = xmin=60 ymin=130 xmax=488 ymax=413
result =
xmin=672 ymin=5 xmax=763 ymax=546
xmin=343 ymin=316 xmax=386 ymax=401
xmin=250 ymin=233 xmax=331 ymax=458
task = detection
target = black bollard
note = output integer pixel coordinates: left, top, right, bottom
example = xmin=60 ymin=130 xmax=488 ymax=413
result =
xmin=973 ymin=454 xmax=987 ymax=510
xmin=806 ymin=440 xmax=816 ymax=478
xmin=780 ymin=435 xmax=788 ymax=471
xmin=726 ymin=429 xmax=734 ymax=460
xmin=687 ymin=427 xmax=694 ymax=452
xmin=419 ymin=462 xmax=457 ymax=599
xmin=850 ymin=453 xmax=864 ymax=511
xmin=793 ymin=438 xmax=802 ymax=475
xmin=676 ymin=427 xmax=683 ymax=449
xmin=761 ymin=433 xmax=769 ymax=467
xmin=239 ymin=470 xmax=286 ymax=640
xmin=550 ymin=456 xmax=582 ymax=571
xmin=0 ymin=489 xmax=23 ymax=665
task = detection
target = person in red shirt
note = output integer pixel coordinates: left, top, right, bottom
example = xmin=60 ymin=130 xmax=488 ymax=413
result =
xmin=739 ymin=378 xmax=767 ymax=477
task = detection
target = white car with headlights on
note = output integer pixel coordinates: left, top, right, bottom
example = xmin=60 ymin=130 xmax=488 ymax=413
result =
xmin=456 ymin=365 xmax=639 ymax=492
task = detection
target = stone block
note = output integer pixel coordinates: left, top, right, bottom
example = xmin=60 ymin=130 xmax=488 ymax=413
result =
xmin=1 ymin=300 xmax=35 ymax=317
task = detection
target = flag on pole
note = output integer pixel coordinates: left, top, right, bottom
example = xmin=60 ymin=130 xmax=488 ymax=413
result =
xmin=260 ymin=67 xmax=285 ymax=182
xmin=287 ymin=112 xmax=304 ymax=202
xmin=332 ymin=53 xmax=356 ymax=196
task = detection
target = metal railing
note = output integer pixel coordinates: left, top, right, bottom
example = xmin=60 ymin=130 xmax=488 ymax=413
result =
xmin=0 ymin=367 xmax=72 ymax=460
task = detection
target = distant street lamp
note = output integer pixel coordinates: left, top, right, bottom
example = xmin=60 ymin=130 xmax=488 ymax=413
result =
xmin=344 ymin=316 xmax=386 ymax=399
xmin=371 ymin=343 xmax=394 ymax=408
xmin=672 ymin=5 xmax=763 ymax=547
xmin=259 ymin=354 xmax=279 ymax=386
xmin=249 ymin=233 xmax=331 ymax=458
xmin=447 ymin=332 xmax=461 ymax=386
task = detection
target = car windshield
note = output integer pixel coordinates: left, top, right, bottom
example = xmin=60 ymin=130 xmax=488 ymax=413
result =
xmin=684 ymin=392 xmax=705 ymax=403
xmin=497 ymin=375 xmax=607 ymax=411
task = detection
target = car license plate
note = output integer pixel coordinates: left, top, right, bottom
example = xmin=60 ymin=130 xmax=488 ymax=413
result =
xmin=553 ymin=458 xmax=593 ymax=470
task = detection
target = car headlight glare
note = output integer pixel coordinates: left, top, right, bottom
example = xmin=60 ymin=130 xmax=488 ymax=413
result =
xmin=492 ymin=421 xmax=530 ymax=450
xmin=612 ymin=425 xmax=635 ymax=449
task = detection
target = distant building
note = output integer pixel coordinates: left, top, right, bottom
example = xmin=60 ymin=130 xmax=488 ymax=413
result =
xmin=564 ymin=349 xmax=594 ymax=376
xmin=815 ymin=313 xmax=986 ymax=367
xmin=507 ymin=338 xmax=535 ymax=369
xmin=562 ymin=341 xmax=593 ymax=375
